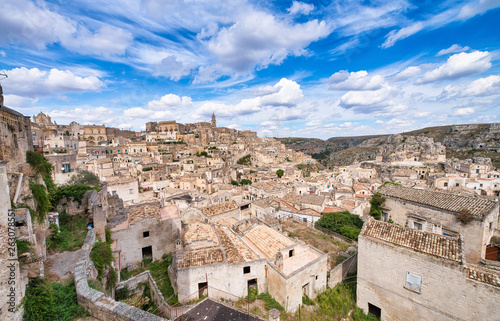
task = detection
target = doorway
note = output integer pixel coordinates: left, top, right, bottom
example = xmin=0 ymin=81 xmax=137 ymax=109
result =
xmin=142 ymin=246 xmax=152 ymax=260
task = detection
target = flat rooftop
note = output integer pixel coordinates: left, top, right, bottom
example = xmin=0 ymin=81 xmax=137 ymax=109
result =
xmin=244 ymin=225 xmax=295 ymax=259
xmin=282 ymin=247 xmax=321 ymax=276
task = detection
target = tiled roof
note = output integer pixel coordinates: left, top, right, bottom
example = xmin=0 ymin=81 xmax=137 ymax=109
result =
xmin=244 ymin=225 xmax=295 ymax=259
xmin=300 ymin=194 xmax=325 ymax=206
xmin=178 ymin=247 xmax=225 ymax=268
xmin=201 ymin=201 xmax=238 ymax=217
xmin=322 ymin=207 xmax=344 ymax=213
xmin=183 ymin=222 xmax=219 ymax=244
xmin=214 ymin=216 xmax=238 ymax=228
xmin=362 ymin=219 xmax=462 ymax=262
xmin=127 ymin=203 xmax=161 ymax=224
xmin=298 ymin=208 xmax=321 ymax=216
xmin=217 ymin=227 xmax=260 ymax=263
xmin=379 ymin=185 xmax=497 ymax=218
xmin=466 ymin=265 xmax=500 ymax=287
xmin=282 ymin=193 xmax=302 ymax=206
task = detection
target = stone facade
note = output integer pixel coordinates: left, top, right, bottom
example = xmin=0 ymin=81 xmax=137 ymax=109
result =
xmin=357 ymin=219 xmax=500 ymax=321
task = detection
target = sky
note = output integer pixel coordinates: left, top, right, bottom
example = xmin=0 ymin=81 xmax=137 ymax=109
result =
xmin=0 ymin=0 xmax=499 ymax=139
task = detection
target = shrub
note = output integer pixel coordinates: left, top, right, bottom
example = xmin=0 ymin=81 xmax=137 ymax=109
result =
xmin=49 ymin=184 xmax=98 ymax=209
xmin=29 ymin=181 xmax=50 ymax=223
xmin=369 ymin=193 xmax=386 ymax=220
xmin=315 ymin=211 xmax=363 ymax=241
xmin=276 ymin=169 xmax=284 ymax=178
xmin=26 ymin=151 xmax=56 ymax=193
xmin=240 ymin=179 xmax=252 ymax=185
xmin=46 ymin=212 xmax=88 ymax=252
xmin=67 ymin=170 xmax=99 ymax=186
xmin=237 ymin=154 xmax=252 ymax=166
xmin=23 ymin=278 xmax=55 ymax=321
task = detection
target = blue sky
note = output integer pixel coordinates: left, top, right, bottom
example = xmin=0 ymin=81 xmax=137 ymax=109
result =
xmin=0 ymin=0 xmax=499 ymax=138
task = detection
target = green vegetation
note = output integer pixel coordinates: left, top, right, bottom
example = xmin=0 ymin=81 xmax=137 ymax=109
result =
xmin=237 ymin=154 xmax=252 ymax=166
xmin=143 ymin=167 xmax=153 ymax=171
xmin=299 ymin=280 xmax=378 ymax=321
xmin=29 ymin=181 xmax=50 ymax=224
xmin=90 ymin=239 xmax=117 ymax=293
xmin=47 ymin=212 xmax=88 ymax=252
xmin=68 ymin=170 xmax=100 ymax=186
xmin=23 ymin=278 xmax=88 ymax=321
xmin=378 ymin=181 xmax=401 ymax=189
xmin=315 ymin=211 xmax=364 ymax=241
xmin=195 ymin=151 xmax=212 ymax=158
xmin=26 ymin=151 xmax=56 ymax=193
xmin=240 ymin=179 xmax=252 ymax=185
xmin=276 ymin=169 xmax=284 ymax=178
xmin=231 ymin=180 xmax=239 ymax=186
xmin=16 ymin=240 xmax=32 ymax=256
xmin=311 ymin=149 xmax=333 ymax=161
xmin=208 ymin=146 xmax=217 ymax=150
xmin=369 ymin=193 xmax=386 ymax=220
xmin=49 ymin=184 xmax=98 ymax=209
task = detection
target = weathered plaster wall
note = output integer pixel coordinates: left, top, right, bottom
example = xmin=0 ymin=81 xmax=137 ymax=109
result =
xmin=357 ymin=235 xmax=500 ymax=321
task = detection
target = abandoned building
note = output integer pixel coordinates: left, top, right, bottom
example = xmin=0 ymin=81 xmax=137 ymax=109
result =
xmin=109 ymin=202 xmax=181 ymax=269
xmin=357 ymin=218 xmax=500 ymax=320
xmin=379 ymin=184 xmax=499 ymax=264
xmin=169 ymin=222 xmax=328 ymax=312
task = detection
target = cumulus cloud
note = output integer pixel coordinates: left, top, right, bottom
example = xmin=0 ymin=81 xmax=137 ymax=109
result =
xmin=204 ymin=10 xmax=331 ymax=72
xmin=305 ymin=120 xmax=321 ymax=127
xmin=392 ymin=66 xmax=421 ymax=81
xmin=340 ymin=85 xmax=399 ymax=108
xmin=50 ymin=107 xmax=113 ymax=123
xmin=259 ymin=78 xmax=304 ymax=107
xmin=451 ymin=107 xmax=475 ymax=116
xmin=329 ymin=70 xmax=385 ymax=91
xmin=288 ymin=1 xmax=315 ymax=15
xmin=436 ymin=44 xmax=470 ymax=56
xmin=462 ymin=75 xmax=500 ymax=96
xmin=3 ymin=94 xmax=38 ymax=108
xmin=147 ymin=94 xmax=192 ymax=109
xmin=417 ymin=51 xmax=491 ymax=84
xmin=3 ymin=67 xmax=104 ymax=97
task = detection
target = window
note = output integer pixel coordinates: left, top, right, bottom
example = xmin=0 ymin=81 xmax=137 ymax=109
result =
xmin=456 ymin=183 xmax=459 ymax=187
xmin=62 ymin=163 xmax=71 ymax=173
xmin=382 ymin=212 xmax=388 ymax=222
xmin=368 ymin=303 xmax=381 ymax=318
xmin=143 ymin=231 xmax=149 ymax=238
xmin=413 ymin=222 xmax=422 ymax=230
xmin=243 ymin=266 xmax=251 ymax=274
xmin=289 ymin=249 xmax=294 ymax=257
xmin=480 ymin=184 xmax=483 ymax=187
xmin=476 ymin=169 xmax=480 ymax=173
xmin=129 ymin=189 xmax=133 ymax=194
xmin=444 ymin=182 xmax=448 ymax=187
xmin=32 ymin=131 xmax=36 ymax=135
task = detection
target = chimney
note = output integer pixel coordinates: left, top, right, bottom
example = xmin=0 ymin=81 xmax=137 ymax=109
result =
xmin=275 ymin=251 xmax=283 ymax=271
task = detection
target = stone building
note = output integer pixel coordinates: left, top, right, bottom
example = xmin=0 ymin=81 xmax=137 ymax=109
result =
xmin=379 ymin=185 xmax=499 ymax=264
xmin=0 ymin=87 xmax=33 ymax=173
xmin=83 ymin=124 xmax=107 ymax=145
xmin=170 ymin=222 xmax=328 ymax=312
xmin=110 ymin=203 xmax=181 ymax=269
xmin=106 ymin=177 xmax=139 ymax=204
xmin=357 ymin=218 xmax=500 ymax=320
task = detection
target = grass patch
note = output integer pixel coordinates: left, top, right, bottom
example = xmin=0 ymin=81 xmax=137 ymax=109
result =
xmin=23 ymin=278 xmax=88 ymax=321
xmin=47 ymin=212 xmax=88 ymax=252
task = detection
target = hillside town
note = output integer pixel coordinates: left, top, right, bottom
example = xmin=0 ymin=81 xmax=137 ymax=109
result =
xmin=1 ymin=83 xmax=499 ymax=321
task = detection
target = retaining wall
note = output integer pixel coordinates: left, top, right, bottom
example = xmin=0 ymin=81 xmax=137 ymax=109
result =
xmin=328 ymin=252 xmax=357 ymax=288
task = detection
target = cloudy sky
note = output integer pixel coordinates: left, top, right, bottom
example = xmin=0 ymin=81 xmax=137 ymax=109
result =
xmin=0 ymin=0 xmax=499 ymax=138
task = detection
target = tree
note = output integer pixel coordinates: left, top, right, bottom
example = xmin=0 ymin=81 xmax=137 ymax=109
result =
xmin=276 ymin=169 xmax=284 ymax=178
xmin=68 ymin=170 xmax=100 ymax=186
xmin=369 ymin=193 xmax=386 ymax=220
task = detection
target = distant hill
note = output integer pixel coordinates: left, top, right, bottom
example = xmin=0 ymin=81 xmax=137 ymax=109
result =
xmin=278 ymin=123 xmax=500 ymax=168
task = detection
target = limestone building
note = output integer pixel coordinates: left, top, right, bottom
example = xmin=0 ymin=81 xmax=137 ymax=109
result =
xmin=357 ymin=218 xmax=500 ymax=320
xmin=170 ymin=222 xmax=328 ymax=312
xmin=379 ymin=184 xmax=499 ymax=264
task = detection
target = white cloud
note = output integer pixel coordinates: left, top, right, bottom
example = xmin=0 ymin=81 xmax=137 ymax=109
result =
xmin=339 ymin=122 xmax=356 ymax=128
xmin=147 ymin=94 xmax=192 ymax=109
xmin=288 ymin=2 xmax=315 ymax=15
xmin=50 ymin=107 xmax=113 ymax=123
xmin=462 ymin=75 xmax=500 ymax=96
xmin=153 ymin=55 xmax=193 ymax=80
xmin=329 ymin=70 xmax=385 ymax=91
xmin=382 ymin=22 xmax=424 ymax=48
xmin=392 ymin=66 xmax=421 ymax=81
xmin=0 ymin=0 xmax=132 ymax=56
xmin=204 ymin=10 xmax=331 ymax=72
xmin=259 ymin=78 xmax=304 ymax=107
xmin=3 ymin=94 xmax=38 ymax=108
xmin=0 ymin=51 xmax=5 ymax=57
xmin=451 ymin=107 xmax=475 ymax=116
xmin=340 ymin=85 xmax=398 ymax=108
xmin=3 ymin=67 xmax=104 ymax=97
xmin=386 ymin=118 xmax=414 ymax=128
xmin=417 ymin=51 xmax=491 ymax=84
xmin=305 ymin=120 xmax=321 ymax=127
xmin=414 ymin=111 xmax=431 ymax=118
xmin=436 ymin=44 xmax=470 ymax=56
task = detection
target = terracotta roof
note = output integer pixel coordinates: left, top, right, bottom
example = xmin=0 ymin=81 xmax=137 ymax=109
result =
xmin=127 ymin=203 xmax=161 ymax=224
xmin=201 ymin=201 xmax=238 ymax=217
xmin=178 ymin=247 xmax=225 ymax=268
xmin=244 ymin=225 xmax=295 ymax=259
xmin=183 ymin=222 xmax=219 ymax=244
xmin=298 ymin=208 xmax=321 ymax=216
xmin=362 ymin=219 xmax=462 ymax=262
xmin=322 ymin=207 xmax=344 ymax=213
xmin=379 ymin=185 xmax=497 ymax=218
xmin=282 ymin=193 xmax=302 ymax=206
xmin=217 ymin=227 xmax=260 ymax=263
xmin=466 ymin=265 xmax=500 ymax=287
xmin=300 ymin=194 xmax=325 ymax=206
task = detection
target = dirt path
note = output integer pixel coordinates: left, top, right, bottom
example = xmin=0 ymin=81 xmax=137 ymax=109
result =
xmin=45 ymin=250 xmax=81 ymax=282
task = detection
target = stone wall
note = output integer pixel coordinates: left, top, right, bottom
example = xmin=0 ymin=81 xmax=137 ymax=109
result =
xmin=328 ymin=252 xmax=357 ymax=288
xmin=74 ymin=229 xmax=166 ymax=321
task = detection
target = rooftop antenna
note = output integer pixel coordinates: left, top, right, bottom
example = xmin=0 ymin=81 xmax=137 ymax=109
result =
xmin=0 ymin=66 xmax=6 ymax=106
xmin=0 ymin=65 xmax=7 ymax=81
